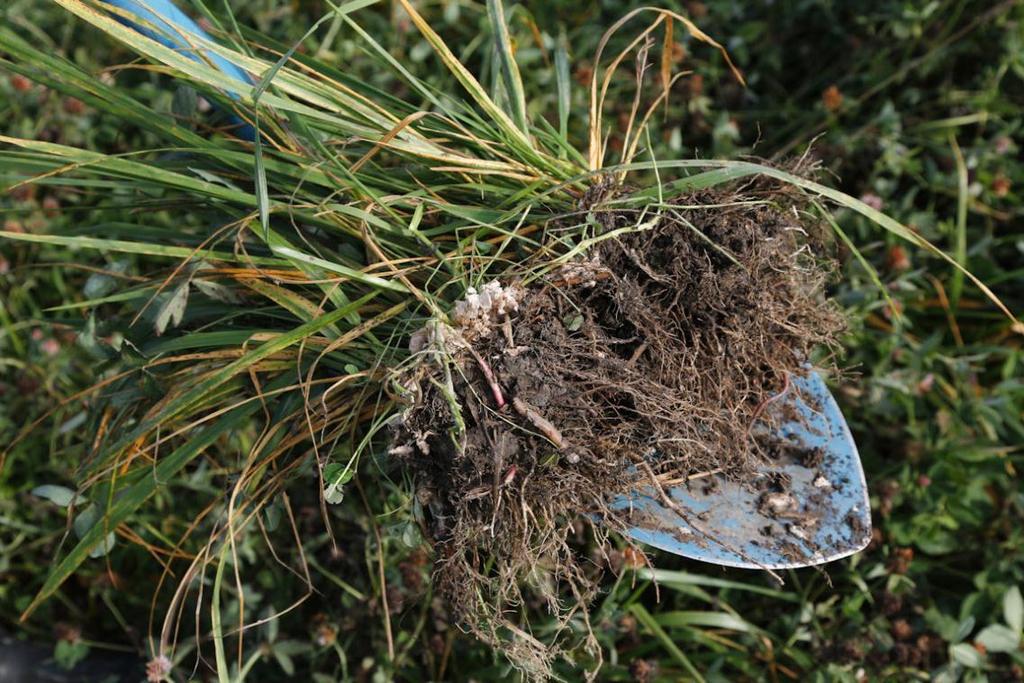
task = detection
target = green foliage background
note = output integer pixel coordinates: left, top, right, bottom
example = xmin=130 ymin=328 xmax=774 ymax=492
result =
xmin=1 ymin=0 xmax=1022 ymax=680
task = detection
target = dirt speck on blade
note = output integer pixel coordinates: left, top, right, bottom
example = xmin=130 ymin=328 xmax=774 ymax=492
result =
xmin=390 ymin=182 xmax=845 ymax=678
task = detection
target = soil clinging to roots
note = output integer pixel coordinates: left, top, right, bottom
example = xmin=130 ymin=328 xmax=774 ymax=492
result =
xmin=390 ymin=184 xmax=845 ymax=677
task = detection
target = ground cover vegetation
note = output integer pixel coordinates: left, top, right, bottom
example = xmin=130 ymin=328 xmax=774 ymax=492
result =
xmin=1 ymin=1 xmax=1022 ymax=681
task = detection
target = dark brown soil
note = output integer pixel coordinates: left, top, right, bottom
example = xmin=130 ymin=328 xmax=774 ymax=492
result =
xmin=390 ymin=184 xmax=845 ymax=677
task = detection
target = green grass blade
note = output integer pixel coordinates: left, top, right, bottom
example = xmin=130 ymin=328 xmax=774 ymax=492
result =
xmin=248 ymin=2 xmax=381 ymax=238
xmin=629 ymin=603 xmax=706 ymax=682
xmin=655 ymin=610 xmax=757 ymax=633
xmin=22 ymin=400 xmax=257 ymax=619
xmin=813 ymin=200 xmax=902 ymax=325
xmin=211 ymin=543 xmax=231 ymax=683
xmin=267 ymin=244 xmax=407 ymax=294
xmin=91 ymin=293 xmax=379 ymax=471
xmin=394 ymin=0 xmax=535 ymax=156
xmin=637 ymin=567 xmax=796 ymax=600
xmin=1 ymin=136 xmax=257 ymax=205
xmin=486 ymin=0 xmax=528 ymax=134
xmin=0 ymin=230 xmax=284 ymax=266
xmin=949 ymin=131 xmax=968 ymax=305
xmin=554 ymin=31 xmax=571 ymax=144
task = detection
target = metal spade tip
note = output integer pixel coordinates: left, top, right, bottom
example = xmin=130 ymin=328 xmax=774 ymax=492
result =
xmin=614 ymin=370 xmax=872 ymax=570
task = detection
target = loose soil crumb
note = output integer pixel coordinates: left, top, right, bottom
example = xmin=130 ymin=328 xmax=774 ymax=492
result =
xmin=390 ymin=183 xmax=844 ymax=678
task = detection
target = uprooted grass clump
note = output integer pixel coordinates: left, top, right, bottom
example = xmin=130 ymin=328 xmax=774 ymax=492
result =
xmin=391 ymin=183 xmax=846 ymax=675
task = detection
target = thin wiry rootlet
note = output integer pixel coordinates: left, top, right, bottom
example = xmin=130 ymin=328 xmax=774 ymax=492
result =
xmin=392 ymin=182 xmax=846 ymax=677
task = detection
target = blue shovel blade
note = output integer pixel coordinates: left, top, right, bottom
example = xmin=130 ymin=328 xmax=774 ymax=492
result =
xmin=103 ymin=0 xmax=255 ymax=138
xmin=612 ymin=370 xmax=871 ymax=569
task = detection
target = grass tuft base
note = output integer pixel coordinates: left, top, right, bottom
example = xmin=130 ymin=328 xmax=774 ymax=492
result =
xmin=392 ymin=183 xmax=846 ymax=676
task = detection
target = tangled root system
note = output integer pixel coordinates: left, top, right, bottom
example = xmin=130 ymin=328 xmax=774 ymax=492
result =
xmin=390 ymin=183 xmax=845 ymax=677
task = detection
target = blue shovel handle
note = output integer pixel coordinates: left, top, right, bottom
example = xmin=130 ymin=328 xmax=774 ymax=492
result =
xmin=103 ymin=0 xmax=254 ymax=138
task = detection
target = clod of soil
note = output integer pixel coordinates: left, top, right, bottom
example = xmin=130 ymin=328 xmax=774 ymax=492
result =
xmin=390 ymin=182 xmax=845 ymax=677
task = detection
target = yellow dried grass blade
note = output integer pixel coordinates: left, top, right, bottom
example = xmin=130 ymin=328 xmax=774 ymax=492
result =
xmin=588 ymin=7 xmax=745 ymax=171
xmin=395 ymin=0 xmax=532 ymax=152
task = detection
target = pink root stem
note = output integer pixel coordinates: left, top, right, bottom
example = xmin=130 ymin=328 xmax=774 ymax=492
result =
xmin=746 ymin=371 xmax=791 ymax=437
xmin=467 ymin=345 xmax=505 ymax=409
